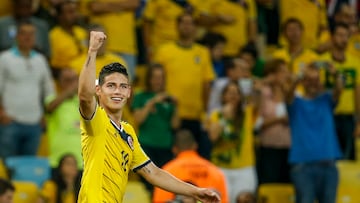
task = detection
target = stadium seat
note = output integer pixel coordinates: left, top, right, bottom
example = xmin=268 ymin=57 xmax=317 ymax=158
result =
xmin=257 ymin=183 xmax=295 ymax=203
xmin=5 ymin=156 xmax=50 ymax=188
xmin=123 ymin=181 xmax=150 ymax=203
xmin=336 ymin=161 xmax=360 ymax=203
xmin=13 ymin=181 xmax=39 ymax=203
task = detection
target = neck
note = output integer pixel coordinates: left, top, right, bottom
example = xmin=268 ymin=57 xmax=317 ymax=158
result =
xmin=288 ymin=43 xmax=303 ymax=55
xmin=18 ymin=47 xmax=31 ymax=57
xmin=60 ymin=23 xmax=74 ymax=34
xmin=107 ymin=111 xmax=123 ymax=126
xmin=331 ymin=48 xmax=345 ymax=62
xmin=177 ymin=38 xmax=194 ymax=47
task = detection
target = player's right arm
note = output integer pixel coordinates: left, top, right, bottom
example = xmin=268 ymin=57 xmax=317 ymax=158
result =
xmin=78 ymin=31 xmax=106 ymax=119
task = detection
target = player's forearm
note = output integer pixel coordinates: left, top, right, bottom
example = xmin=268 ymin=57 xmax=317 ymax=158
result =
xmin=149 ymin=168 xmax=197 ymax=197
xmin=78 ymin=51 xmax=97 ymax=103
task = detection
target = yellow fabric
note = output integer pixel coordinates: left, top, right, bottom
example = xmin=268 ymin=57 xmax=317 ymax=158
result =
xmin=154 ymin=42 xmax=215 ymax=120
xmin=257 ymin=183 xmax=295 ymax=203
xmin=13 ymin=181 xmax=39 ymax=203
xmin=279 ymin=0 xmax=328 ymax=49
xmin=209 ymin=105 xmax=255 ymax=169
xmin=69 ymin=52 xmax=127 ymax=78
xmin=272 ymin=48 xmax=319 ymax=74
xmin=210 ymin=0 xmax=257 ymax=56
xmin=49 ymin=26 xmax=88 ymax=68
xmin=272 ymin=48 xmax=319 ymax=95
xmin=347 ymin=33 xmax=360 ymax=59
xmin=320 ymin=52 xmax=360 ymax=114
xmin=0 ymin=0 xmax=11 ymax=17
xmin=41 ymin=181 xmax=75 ymax=203
xmin=78 ymin=106 xmax=149 ymax=203
xmin=89 ymin=0 xmax=136 ymax=54
xmin=142 ymin=0 xmax=184 ymax=50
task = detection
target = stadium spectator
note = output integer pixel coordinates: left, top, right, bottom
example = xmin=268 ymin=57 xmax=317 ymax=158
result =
xmin=320 ymin=23 xmax=360 ymax=160
xmin=49 ymin=0 xmax=87 ymax=69
xmin=45 ymin=68 xmax=82 ymax=171
xmin=208 ymin=81 xmax=257 ymax=203
xmin=254 ymin=59 xmax=291 ymax=184
xmin=153 ymin=13 xmax=215 ymax=158
xmin=132 ymin=63 xmax=180 ymax=193
xmin=0 ymin=20 xmax=54 ymax=158
xmin=0 ymin=0 xmax=50 ymax=57
xmin=87 ymin=0 xmax=139 ymax=81
xmin=209 ymin=0 xmax=258 ymax=57
xmin=153 ymin=129 xmax=228 ymax=203
xmin=0 ymin=178 xmax=14 ymax=203
xmin=285 ymin=63 xmax=342 ymax=203
xmin=41 ymin=154 xmax=82 ymax=203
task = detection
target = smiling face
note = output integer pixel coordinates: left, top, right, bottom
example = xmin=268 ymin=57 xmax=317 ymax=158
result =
xmin=96 ymin=72 xmax=131 ymax=113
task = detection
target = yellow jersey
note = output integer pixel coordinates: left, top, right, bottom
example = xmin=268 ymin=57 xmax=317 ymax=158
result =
xmin=347 ymin=33 xmax=360 ymax=59
xmin=320 ymin=52 xmax=360 ymax=114
xmin=210 ymin=0 xmax=257 ymax=56
xmin=0 ymin=0 xmax=11 ymax=17
xmin=49 ymin=26 xmax=87 ymax=68
xmin=78 ymin=106 xmax=150 ymax=203
xmin=154 ymin=42 xmax=215 ymax=120
xmin=272 ymin=48 xmax=319 ymax=75
xmin=89 ymin=0 xmax=137 ymax=55
xmin=279 ymin=0 xmax=327 ymax=49
xmin=209 ymin=105 xmax=255 ymax=169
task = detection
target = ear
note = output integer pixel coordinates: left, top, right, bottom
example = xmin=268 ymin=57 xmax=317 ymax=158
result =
xmin=95 ymin=85 xmax=101 ymax=97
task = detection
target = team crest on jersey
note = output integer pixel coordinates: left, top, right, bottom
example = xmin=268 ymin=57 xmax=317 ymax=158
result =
xmin=127 ymin=136 xmax=134 ymax=151
xmin=194 ymin=56 xmax=201 ymax=64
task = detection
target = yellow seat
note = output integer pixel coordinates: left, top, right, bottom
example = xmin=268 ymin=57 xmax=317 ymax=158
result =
xmin=257 ymin=183 xmax=295 ymax=203
xmin=13 ymin=181 xmax=39 ymax=203
xmin=0 ymin=159 xmax=8 ymax=179
xmin=123 ymin=181 xmax=150 ymax=203
xmin=336 ymin=161 xmax=360 ymax=203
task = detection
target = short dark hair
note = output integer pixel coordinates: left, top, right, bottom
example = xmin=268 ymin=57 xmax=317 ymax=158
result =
xmin=281 ymin=18 xmax=304 ymax=33
xmin=223 ymin=57 xmax=237 ymax=74
xmin=330 ymin=22 xmax=349 ymax=35
xmin=55 ymin=0 xmax=77 ymax=16
xmin=198 ymin=32 xmax=226 ymax=49
xmin=98 ymin=62 xmax=128 ymax=85
xmin=16 ymin=18 xmax=34 ymax=32
xmin=173 ymin=129 xmax=197 ymax=150
xmin=240 ymin=43 xmax=258 ymax=59
xmin=0 ymin=178 xmax=15 ymax=195
xmin=264 ymin=58 xmax=287 ymax=76
xmin=176 ymin=12 xmax=194 ymax=25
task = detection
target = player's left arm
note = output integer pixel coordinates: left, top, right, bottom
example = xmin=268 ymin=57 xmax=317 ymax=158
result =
xmin=136 ymin=162 xmax=220 ymax=203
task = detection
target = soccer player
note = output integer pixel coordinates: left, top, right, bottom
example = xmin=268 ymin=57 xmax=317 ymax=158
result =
xmin=77 ymin=31 xmax=221 ymax=203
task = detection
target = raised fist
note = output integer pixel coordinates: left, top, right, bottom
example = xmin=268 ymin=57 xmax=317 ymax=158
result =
xmin=88 ymin=31 xmax=107 ymax=52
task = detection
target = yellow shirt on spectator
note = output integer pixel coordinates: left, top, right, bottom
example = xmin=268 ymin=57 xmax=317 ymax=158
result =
xmin=41 ymin=181 xmax=75 ymax=203
xmin=78 ymin=106 xmax=150 ymax=203
xmin=142 ymin=0 xmax=209 ymax=50
xmin=272 ymin=48 xmax=319 ymax=75
xmin=154 ymin=42 xmax=215 ymax=120
xmin=49 ymin=26 xmax=87 ymax=68
xmin=69 ymin=52 xmax=127 ymax=78
xmin=210 ymin=0 xmax=257 ymax=56
xmin=0 ymin=0 xmax=11 ymax=17
xmin=89 ymin=0 xmax=137 ymax=55
xmin=279 ymin=0 xmax=328 ymax=49
xmin=347 ymin=33 xmax=360 ymax=59
xmin=320 ymin=52 xmax=360 ymax=114
xmin=209 ymin=105 xmax=255 ymax=169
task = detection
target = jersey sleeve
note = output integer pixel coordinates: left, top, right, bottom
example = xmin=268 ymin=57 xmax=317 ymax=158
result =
xmin=142 ymin=0 xmax=156 ymax=21
xmin=202 ymin=47 xmax=216 ymax=82
xmin=80 ymin=105 xmax=106 ymax=136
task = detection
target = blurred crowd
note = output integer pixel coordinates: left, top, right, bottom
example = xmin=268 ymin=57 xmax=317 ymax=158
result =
xmin=0 ymin=0 xmax=360 ymax=203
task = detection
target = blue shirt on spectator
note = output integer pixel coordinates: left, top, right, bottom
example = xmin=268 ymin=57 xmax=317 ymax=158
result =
xmin=287 ymin=92 xmax=342 ymax=164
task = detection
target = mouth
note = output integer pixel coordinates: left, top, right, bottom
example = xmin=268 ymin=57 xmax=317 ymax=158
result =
xmin=111 ymin=97 xmax=123 ymax=102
